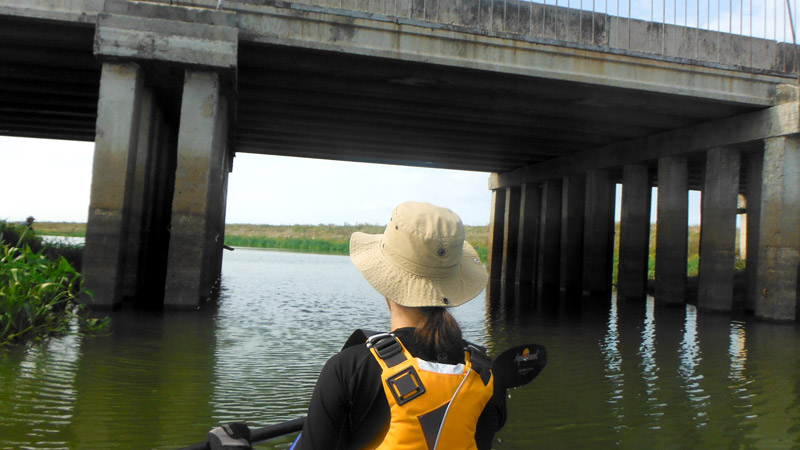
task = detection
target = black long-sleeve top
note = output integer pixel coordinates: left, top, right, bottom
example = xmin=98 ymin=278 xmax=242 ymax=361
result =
xmin=294 ymin=327 xmax=507 ymax=450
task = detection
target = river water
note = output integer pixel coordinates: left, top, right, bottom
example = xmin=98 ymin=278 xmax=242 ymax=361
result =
xmin=1 ymin=248 xmax=798 ymax=449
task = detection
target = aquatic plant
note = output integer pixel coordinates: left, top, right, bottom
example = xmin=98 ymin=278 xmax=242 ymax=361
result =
xmin=0 ymin=224 xmax=106 ymax=346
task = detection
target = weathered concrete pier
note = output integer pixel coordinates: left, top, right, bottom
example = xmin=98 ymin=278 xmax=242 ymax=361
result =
xmin=1 ymin=0 xmax=798 ymax=320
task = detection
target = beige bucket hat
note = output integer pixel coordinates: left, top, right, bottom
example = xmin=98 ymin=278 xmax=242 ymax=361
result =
xmin=350 ymin=201 xmax=488 ymax=308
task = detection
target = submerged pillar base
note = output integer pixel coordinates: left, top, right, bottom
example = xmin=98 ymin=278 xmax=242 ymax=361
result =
xmin=164 ymin=70 xmax=231 ymax=309
xmin=755 ymin=136 xmax=800 ymax=321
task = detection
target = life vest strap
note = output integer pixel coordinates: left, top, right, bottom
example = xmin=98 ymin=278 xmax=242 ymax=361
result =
xmin=367 ymin=333 xmax=407 ymax=368
xmin=466 ymin=344 xmax=492 ymax=386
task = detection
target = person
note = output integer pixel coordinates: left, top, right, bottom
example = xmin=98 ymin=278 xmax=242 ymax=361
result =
xmin=293 ymin=201 xmax=506 ymax=450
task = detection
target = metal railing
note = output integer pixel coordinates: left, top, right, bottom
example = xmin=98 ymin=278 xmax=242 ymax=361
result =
xmin=184 ymin=0 xmax=800 ymax=75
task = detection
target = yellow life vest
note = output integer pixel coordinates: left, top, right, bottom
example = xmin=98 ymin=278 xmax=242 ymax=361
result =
xmin=366 ymin=333 xmax=494 ymax=450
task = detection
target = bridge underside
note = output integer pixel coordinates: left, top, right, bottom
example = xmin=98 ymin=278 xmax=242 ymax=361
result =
xmin=0 ymin=0 xmax=797 ymax=320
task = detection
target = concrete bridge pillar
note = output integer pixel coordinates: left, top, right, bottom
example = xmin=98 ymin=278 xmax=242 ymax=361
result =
xmin=82 ymin=0 xmax=238 ymax=308
xmin=745 ymin=152 xmax=763 ymax=312
xmin=654 ymin=156 xmax=689 ymax=305
xmin=164 ymin=71 xmax=232 ymax=308
xmin=560 ymin=174 xmax=586 ymax=298
xmin=582 ymin=170 xmax=616 ymax=296
xmin=516 ymin=183 xmax=541 ymax=286
xmin=487 ymin=188 xmax=507 ymax=283
xmin=501 ymin=187 xmax=521 ymax=285
xmin=82 ymin=62 xmax=148 ymax=307
xmin=755 ymin=136 xmax=800 ymax=321
xmin=537 ymin=179 xmax=563 ymax=298
xmin=698 ymin=147 xmax=741 ymax=312
xmin=617 ymin=164 xmax=652 ymax=300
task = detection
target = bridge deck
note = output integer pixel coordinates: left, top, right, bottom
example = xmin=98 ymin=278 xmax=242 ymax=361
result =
xmin=0 ymin=0 xmax=794 ymax=175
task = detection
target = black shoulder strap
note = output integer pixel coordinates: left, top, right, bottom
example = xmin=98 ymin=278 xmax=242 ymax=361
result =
xmin=367 ymin=332 xmax=408 ymax=368
xmin=341 ymin=329 xmax=382 ymax=351
xmin=466 ymin=343 xmax=493 ymax=386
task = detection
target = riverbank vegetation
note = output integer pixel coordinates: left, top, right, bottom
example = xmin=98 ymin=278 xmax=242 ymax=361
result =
xmin=0 ymin=221 xmax=105 ymax=346
xmin=33 ymin=221 xmax=746 ymax=279
xmin=223 ymin=223 xmax=490 ymax=262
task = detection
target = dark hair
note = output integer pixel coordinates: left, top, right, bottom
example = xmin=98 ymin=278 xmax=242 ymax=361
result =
xmin=416 ymin=307 xmax=463 ymax=359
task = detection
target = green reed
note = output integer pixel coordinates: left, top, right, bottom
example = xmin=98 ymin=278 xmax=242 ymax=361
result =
xmin=224 ymin=235 xmax=490 ymax=264
xmin=0 ymin=222 xmax=106 ymax=346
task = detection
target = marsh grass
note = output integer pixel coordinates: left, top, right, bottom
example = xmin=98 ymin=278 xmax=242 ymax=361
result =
xmin=224 ymin=224 xmax=490 ymax=262
xmin=612 ymin=224 xmax=745 ymax=283
xmin=0 ymin=221 xmax=105 ymax=346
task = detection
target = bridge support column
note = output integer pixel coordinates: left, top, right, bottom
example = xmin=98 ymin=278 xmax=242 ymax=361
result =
xmin=83 ymin=62 xmax=147 ymax=307
xmin=487 ymin=188 xmax=507 ymax=282
xmin=582 ymin=170 xmax=616 ymax=296
xmin=755 ymin=136 xmax=800 ymax=321
xmin=654 ymin=156 xmax=688 ymax=305
xmin=537 ymin=179 xmax=562 ymax=298
xmin=698 ymin=147 xmax=740 ymax=312
xmin=502 ymin=187 xmax=521 ymax=285
xmin=745 ymin=152 xmax=763 ymax=312
xmin=516 ymin=183 xmax=541 ymax=285
xmin=164 ymin=70 xmax=231 ymax=308
xmin=617 ymin=164 xmax=651 ymax=300
xmin=560 ymin=174 xmax=586 ymax=298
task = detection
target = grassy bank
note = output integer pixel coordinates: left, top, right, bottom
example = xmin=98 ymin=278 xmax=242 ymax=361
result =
xmin=0 ymin=221 xmax=105 ymax=346
xmin=611 ymin=224 xmax=745 ymax=282
xmin=224 ymin=224 xmax=490 ymax=262
xmin=33 ymin=221 xmax=748 ymax=279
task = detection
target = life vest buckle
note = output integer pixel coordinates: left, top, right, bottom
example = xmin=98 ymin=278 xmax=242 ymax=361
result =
xmin=386 ymin=365 xmax=426 ymax=405
xmin=367 ymin=333 xmax=407 ymax=368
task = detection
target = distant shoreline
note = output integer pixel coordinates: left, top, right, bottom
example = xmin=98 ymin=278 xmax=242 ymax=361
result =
xmin=32 ymin=222 xmax=491 ymax=262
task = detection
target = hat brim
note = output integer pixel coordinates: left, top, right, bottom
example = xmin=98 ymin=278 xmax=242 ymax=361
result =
xmin=350 ymin=232 xmax=489 ymax=307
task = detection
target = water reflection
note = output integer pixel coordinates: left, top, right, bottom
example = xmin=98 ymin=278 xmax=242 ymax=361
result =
xmin=638 ymin=297 xmax=662 ymax=428
xmin=678 ymin=304 xmax=709 ymax=426
xmin=0 ymin=333 xmax=81 ymax=448
xmin=601 ymin=295 xmax=624 ymax=428
xmin=2 ymin=250 xmax=800 ymax=449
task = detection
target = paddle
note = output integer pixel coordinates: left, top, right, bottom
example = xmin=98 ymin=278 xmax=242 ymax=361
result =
xmin=179 ymin=417 xmax=305 ymax=450
xmin=491 ymin=344 xmax=548 ymax=389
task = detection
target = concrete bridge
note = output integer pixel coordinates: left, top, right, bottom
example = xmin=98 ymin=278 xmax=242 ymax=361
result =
xmin=1 ymin=0 xmax=798 ymax=320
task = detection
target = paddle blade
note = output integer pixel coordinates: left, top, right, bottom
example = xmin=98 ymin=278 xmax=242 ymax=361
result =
xmin=492 ymin=344 xmax=547 ymax=389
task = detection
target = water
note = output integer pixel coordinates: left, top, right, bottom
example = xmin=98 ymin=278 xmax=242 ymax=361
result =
xmin=1 ymin=248 xmax=798 ymax=449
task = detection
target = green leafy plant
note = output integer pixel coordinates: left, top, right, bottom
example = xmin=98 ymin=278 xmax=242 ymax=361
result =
xmin=0 ymin=224 xmax=107 ymax=346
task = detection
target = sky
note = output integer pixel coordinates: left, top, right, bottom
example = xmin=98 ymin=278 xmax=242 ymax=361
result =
xmin=0 ymin=136 xmax=704 ymax=226
xmin=0 ymin=136 xmax=493 ymax=225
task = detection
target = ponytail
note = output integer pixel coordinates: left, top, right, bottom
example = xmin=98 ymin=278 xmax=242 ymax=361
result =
xmin=415 ymin=307 xmax=463 ymax=358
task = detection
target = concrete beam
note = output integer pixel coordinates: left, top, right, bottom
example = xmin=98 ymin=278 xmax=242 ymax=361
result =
xmin=617 ymin=164 xmax=651 ymax=300
xmin=560 ymin=174 xmax=586 ymax=297
xmin=745 ymin=152 xmax=763 ymax=312
xmin=0 ymin=0 xmax=103 ymax=23
xmin=582 ymin=170 xmax=616 ymax=295
xmin=654 ymin=156 xmax=688 ymax=305
xmin=487 ymin=188 xmax=507 ymax=281
xmin=82 ymin=62 xmax=145 ymax=307
xmin=164 ymin=70 xmax=230 ymax=308
xmin=698 ymin=147 xmax=741 ymax=312
xmin=516 ymin=183 xmax=541 ymax=285
xmin=537 ymin=179 xmax=562 ymax=298
xmin=755 ymin=136 xmax=800 ymax=321
xmin=502 ymin=187 xmax=521 ymax=284
xmin=490 ymin=101 xmax=800 ymax=189
xmin=95 ymin=0 xmax=238 ymax=69
xmin=233 ymin=1 xmax=785 ymax=105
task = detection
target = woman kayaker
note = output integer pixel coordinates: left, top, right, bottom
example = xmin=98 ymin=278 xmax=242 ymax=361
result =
xmin=293 ymin=201 xmax=506 ymax=450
